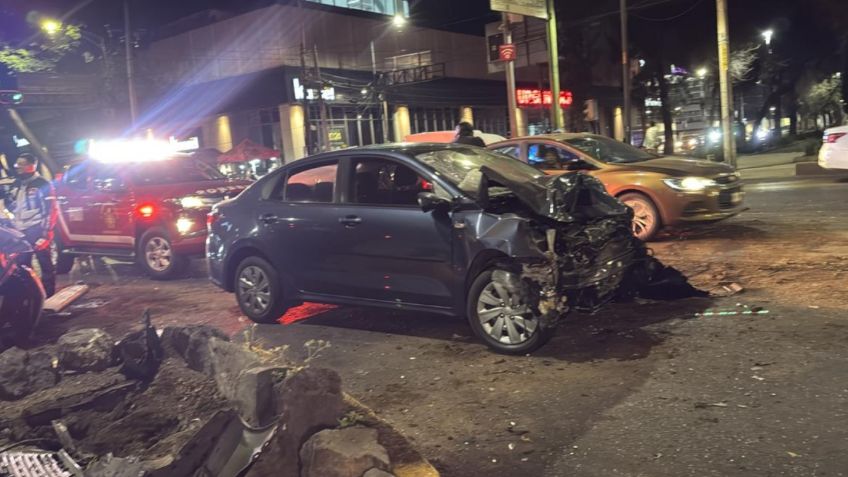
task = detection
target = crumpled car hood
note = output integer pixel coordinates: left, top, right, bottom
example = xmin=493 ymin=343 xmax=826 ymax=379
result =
xmin=480 ymin=166 xmax=631 ymax=223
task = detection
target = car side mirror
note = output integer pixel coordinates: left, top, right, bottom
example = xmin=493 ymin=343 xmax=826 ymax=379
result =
xmin=417 ymin=192 xmax=451 ymax=213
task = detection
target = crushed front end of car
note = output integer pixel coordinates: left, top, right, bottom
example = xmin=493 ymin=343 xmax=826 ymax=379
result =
xmin=475 ymin=167 xmax=704 ymax=331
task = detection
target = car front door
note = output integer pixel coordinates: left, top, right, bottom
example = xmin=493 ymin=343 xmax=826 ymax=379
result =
xmin=253 ymin=159 xmax=346 ymax=296
xmin=333 ymin=155 xmax=455 ymax=307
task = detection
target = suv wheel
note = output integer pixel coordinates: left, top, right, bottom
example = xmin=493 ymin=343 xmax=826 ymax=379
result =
xmin=234 ymin=256 xmax=289 ymax=324
xmin=138 ymin=227 xmax=188 ymax=280
xmin=467 ymin=268 xmax=554 ymax=355
xmin=619 ymin=192 xmax=661 ymax=241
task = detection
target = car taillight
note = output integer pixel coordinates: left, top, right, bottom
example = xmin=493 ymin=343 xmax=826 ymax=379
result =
xmin=137 ymin=204 xmax=156 ymax=218
xmin=825 ymin=132 xmax=846 ymax=143
xmin=207 ymin=210 xmax=219 ymax=228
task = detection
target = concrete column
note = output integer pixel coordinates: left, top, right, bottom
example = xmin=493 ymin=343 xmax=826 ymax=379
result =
xmin=279 ymin=103 xmax=306 ymax=163
xmin=459 ymin=106 xmax=474 ymax=125
xmin=393 ymin=105 xmax=411 ymax=142
xmin=614 ymin=107 xmax=624 ymax=141
xmin=202 ymin=114 xmax=233 ymax=152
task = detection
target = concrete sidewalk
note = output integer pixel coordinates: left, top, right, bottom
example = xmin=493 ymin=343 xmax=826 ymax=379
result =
xmin=736 ymin=152 xmax=848 ymax=181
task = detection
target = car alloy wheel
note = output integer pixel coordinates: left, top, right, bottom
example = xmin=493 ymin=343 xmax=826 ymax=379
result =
xmin=619 ymin=193 xmax=660 ymax=241
xmin=238 ymin=265 xmax=272 ymax=315
xmin=145 ymin=236 xmax=173 ymax=272
xmin=476 ymin=279 xmax=538 ymax=346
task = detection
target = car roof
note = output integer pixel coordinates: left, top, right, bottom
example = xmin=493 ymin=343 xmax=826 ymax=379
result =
xmin=495 ymin=132 xmax=600 ymax=143
xmin=287 ymin=142 xmax=481 ymax=166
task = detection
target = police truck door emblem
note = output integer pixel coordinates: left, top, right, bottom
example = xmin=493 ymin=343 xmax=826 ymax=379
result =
xmin=103 ymin=206 xmax=117 ymax=229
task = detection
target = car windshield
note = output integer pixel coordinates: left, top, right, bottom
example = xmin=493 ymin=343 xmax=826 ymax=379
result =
xmin=415 ymin=147 xmax=543 ymax=198
xmin=128 ymin=157 xmax=226 ymax=185
xmin=564 ymin=136 xmax=657 ymax=164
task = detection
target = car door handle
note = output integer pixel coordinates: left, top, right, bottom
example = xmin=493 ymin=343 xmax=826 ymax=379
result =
xmin=259 ymin=213 xmax=279 ymax=224
xmin=339 ymin=215 xmax=363 ymax=226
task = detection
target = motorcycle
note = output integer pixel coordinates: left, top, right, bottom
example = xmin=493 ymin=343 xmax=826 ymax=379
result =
xmin=0 ymin=223 xmax=45 ymax=341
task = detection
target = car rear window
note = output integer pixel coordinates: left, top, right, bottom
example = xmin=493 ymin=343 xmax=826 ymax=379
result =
xmin=284 ymin=163 xmax=337 ymax=203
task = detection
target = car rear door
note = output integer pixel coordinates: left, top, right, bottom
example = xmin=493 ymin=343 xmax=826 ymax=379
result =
xmin=253 ymin=159 xmax=345 ymax=296
xmin=89 ymin=164 xmax=135 ymax=248
xmin=333 ymin=155 xmax=455 ymax=307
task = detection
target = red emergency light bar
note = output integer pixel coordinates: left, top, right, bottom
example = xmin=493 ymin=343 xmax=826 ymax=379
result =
xmin=516 ymin=88 xmax=573 ymax=107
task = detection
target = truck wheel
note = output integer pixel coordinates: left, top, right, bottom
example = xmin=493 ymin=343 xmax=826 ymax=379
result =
xmin=138 ymin=227 xmax=188 ymax=280
xmin=53 ymin=238 xmax=75 ymax=275
xmin=234 ymin=256 xmax=289 ymax=324
xmin=466 ymin=267 xmax=554 ymax=355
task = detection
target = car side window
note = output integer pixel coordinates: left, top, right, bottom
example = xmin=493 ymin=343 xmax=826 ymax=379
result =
xmin=349 ymin=158 xmax=434 ymax=207
xmin=528 ymin=144 xmax=580 ymax=170
xmin=493 ymin=145 xmax=520 ymax=159
xmin=63 ymin=163 xmax=91 ymax=190
xmin=283 ymin=162 xmax=338 ymax=203
xmin=92 ymin=164 xmax=126 ymax=191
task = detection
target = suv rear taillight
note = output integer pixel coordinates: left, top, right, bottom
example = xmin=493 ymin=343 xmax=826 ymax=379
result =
xmin=825 ymin=132 xmax=846 ymax=143
xmin=136 ymin=203 xmax=156 ymax=218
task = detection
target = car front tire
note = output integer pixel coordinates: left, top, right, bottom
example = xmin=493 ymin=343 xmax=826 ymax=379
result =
xmin=138 ymin=227 xmax=188 ymax=280
xmin=619 ymin=192 xmax=661 ymax=241
xmin=467 ymin=267 xmax=554 ymax=355
xmin=234 ymin=256 xmax=289 ymax=324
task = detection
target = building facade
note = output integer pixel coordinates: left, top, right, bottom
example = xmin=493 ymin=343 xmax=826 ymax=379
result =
xmin=136 ymin=1 xmax=512 ymax=163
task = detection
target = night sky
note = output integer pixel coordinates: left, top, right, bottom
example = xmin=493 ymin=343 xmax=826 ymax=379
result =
xmin=0 ymin=0 xmax=842 ymax=73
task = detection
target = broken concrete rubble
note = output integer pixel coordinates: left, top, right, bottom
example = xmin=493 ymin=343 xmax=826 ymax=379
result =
xmin=0 ymin=322 xmax=436 ymax=477
xmin=299 ymin=426 xmax=391 ymax=477
xmin=57 ymin=328 xmax=115 ymax=372
xmin=246 ymin=367 xmax=346 ymax=477
xmin=0 ymin=347 xmax=58 ymax=400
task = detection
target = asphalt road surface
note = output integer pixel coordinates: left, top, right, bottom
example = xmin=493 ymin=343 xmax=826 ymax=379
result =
xmin=43 ymin=175 xmax=848 ymax=477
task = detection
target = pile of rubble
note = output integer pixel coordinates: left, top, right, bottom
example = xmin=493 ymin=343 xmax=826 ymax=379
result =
xmin=0 ymin=321 xmax=435 ymax=477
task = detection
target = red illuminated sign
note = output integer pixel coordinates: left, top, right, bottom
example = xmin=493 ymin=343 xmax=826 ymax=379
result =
xmin=516 ymin=88 xmax=573 ymax=107
xmin=498 ymin=44 xmax=517 ymax=61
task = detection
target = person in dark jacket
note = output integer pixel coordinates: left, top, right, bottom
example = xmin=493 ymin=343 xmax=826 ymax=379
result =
xmin=3 ymin=153 xmax=57 ymax=296
xmin=452 ymin=121 xmax=486 ymax=147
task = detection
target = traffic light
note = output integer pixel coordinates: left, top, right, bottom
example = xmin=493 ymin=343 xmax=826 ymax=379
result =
xmin=583 ymin=99 xmax=598 ymax=122
xmin=0 ymin=90 xmax=23 ymax=105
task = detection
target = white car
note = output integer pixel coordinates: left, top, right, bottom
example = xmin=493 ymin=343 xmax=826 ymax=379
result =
xmin=818 ymin=126 xmax=848 ymax=170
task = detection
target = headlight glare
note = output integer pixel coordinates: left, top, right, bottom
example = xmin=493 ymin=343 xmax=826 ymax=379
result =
xmin=180 ymin=196 xmax=205 ymax=208
xmin=663 ymin=177 xmax=716 ymax=191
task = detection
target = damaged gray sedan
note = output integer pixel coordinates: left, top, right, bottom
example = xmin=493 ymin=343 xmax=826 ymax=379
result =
xmin=209 ymin=144 xmax=697 ymax=354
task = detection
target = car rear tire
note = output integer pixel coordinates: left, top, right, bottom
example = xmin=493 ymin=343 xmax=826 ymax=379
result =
xmin=467 ymin=267 xmax=554 ymax=355
xmin=53 ymin=238 xmax=75 ymax=275
xmin=138 ymin=227 xmax=188 ymax=280
xmin=234 ymin=256 xmax=289 ymax=324
xmin=619 ymin=192 xmax=661 ymax=241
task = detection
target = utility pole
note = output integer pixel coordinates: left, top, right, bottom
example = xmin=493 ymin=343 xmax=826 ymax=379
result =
xmin=716 ymin=0 xmax=736 ymax=168
xmin=312 ymin=45 xmax=330 ymax=151
xmin=370 ymin=40 xmax=390 ymax=143
xmin=502 ymin=13 xmax=521 ymax=138
xmin=545 ymin=0 xmax=563 ymax=131
xmin=620 ymin=0 xmax=632 ymax=144
xmin=123 ymin=0 xmax=138 ymax=127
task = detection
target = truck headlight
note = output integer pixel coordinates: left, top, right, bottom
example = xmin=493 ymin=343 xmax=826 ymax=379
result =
xmin=663 ymin=177 xmax=717 ymax=191
xmin=180 ymin=196 xmax=205 ymax=208
xmin=176 ymin=217 xmax=194 ymax=234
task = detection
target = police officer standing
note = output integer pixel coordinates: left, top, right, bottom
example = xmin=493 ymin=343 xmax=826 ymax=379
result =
xmin=4 ymin=153 xmax=57 ymax=297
